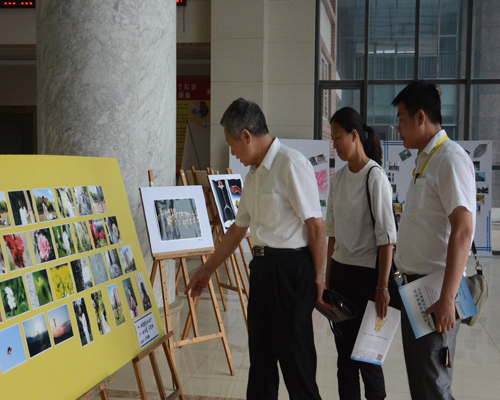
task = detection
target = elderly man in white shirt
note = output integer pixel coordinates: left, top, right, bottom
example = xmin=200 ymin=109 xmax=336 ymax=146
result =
xmin=186 ymin=98 xmax=329 ymax=400
xmin=392 ymin=81 xmax=476 ymax=400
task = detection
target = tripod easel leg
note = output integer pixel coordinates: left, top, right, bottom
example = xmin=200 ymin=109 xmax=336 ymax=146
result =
xmin=229 ymin=254 xmax=248 ymax=329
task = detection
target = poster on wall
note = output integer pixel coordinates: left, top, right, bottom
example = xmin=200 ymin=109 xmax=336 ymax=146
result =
xmin=336 ymin=140 xmax=492 ymax=256
xmin=0 ymin=155 xmax=164 ymax=400
xmin=208 ymin=174 xmax=244 ymax=233
xmin=176 ymin=78 xmax=211 ymax=175
xmin=229 ymin=139 xmax=330 ymax=219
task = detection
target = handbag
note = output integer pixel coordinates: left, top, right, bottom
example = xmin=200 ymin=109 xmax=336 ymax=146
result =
xmin=314 ymin=289 xmax=358 ymax=336
xmin=462 ymin=241 xmax=489 ymax=326
xmin=366 ymin=165 xmax=402 ymax=310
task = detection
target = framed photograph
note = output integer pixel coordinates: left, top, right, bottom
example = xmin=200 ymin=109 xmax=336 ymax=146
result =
xmin=119 ymin=245 xmax=136 ymax=274
xmin=32 ymin=188 xmax=58 ymax=222
xmin=8 ymin=190 xmax=37 ymax=226
xmin=73 ymin=186 xmax=93 ymax=216
xmin=47 ymin=304 xmax=74 ymax=346
xmin=0 ymin=276 xmax=30 ymax=319
xmin=52 ymin=224 xmax=76 ymax=258
xmin=88 ymin=253 xmax=109 ymax=285
xmin=140 ymin=186 xmax=213 ymax=256
xmin=0 ymin=324 xmax=27 ymax=373
xmin=122 ymin=277 xmax=140 ymax=319
xmin=88 ymin=218 xmax=109 ymax=249
xmin=22 ymin=313 xmax=52 ymax=358
xmin=134 ymin=272 xmax=152 ymax=312
xmin=105 ymin=216 xmax=122 ymax=245
xmin=90 ymin=289 xmax=111 ymax=336
xmin=54 ymin=187 xmax=77 ymax=219
xmin=208 ymin=174 xmax=243 ymax=233
xmin=72 ymin=221 xmax=93 ymax=253
xmin=70 ymin=257 xmax=93 ymax=293
xmin=49 ymin=263 xmax=75 ymax=300
xmin=3 ymin=232 xmax=34 ymax=271
xmin=72 ymin=297 xmax=94 ymax=347
xmin=29 ymin=228 xmax=57 ymax=265
xmin=0 ymin=244 xmax=7 ymax=275
xmin=0 ymin=191 xmax=12 ymax=228
xmin=88 ymin=185 xmax=107 ymax=214
xmin=25 ymin=269 xmax=54 ymax=310
xmin=107 ymin=283 xmax=126 ymax=327
xmin=104 ymin=249 xmax=123 ymax=279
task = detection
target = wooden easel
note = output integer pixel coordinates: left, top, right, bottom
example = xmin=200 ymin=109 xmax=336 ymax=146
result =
xmin=146 ymin=171 xmax=235 ymax=376
xmin=131 ymin=332 xmax=185 ymax=400
xmin=77 ymin=375 xmax=115 ymax=400
xmin=183 ymin=167 xmax=249 ymax=330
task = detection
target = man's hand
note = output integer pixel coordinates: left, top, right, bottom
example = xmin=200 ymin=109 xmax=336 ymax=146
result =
xmin=315 ymin=280 xmax=332 ymax=309
xmin=184 ymin=266 xmax=212 ymax=298
xmin=425 ymin=297 xmax=456 ymax=333
xmin=375 ymin=289 xmax=390 ymax=319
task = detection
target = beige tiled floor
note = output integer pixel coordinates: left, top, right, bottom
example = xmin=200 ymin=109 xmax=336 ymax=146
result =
xmin=108 ymin=255 xmax=500 ymax=400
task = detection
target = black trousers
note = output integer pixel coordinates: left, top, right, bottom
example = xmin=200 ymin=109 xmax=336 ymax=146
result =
xmin=246 ymin=249 xmax=322 ymax=400
xmin=329 ymin=260 xmax=386 ymax=400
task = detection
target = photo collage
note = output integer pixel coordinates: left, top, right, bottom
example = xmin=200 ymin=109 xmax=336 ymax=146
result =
xmin=0 ymin=185 xmax=152 ymax=375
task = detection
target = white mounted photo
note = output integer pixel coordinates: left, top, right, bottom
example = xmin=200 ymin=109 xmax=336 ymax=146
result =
xmin=140 ymin=186 xmax=213 ymax=257
xmin=207 ymin=174 xmax=243 ymax=233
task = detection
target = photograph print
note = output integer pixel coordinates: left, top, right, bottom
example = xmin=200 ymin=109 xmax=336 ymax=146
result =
xmin=122 ymin=277 xmax=140 ymax=318
xmin=104 ymin=216 xmax=122 ymax=245
xmin=8 ymin=190 xmax=37 ymax=226
xmin=48 ymin=304 xmax=74 ymax=346
xmin=70 ymin=257 xmax=93 ymax=293
xmin=54 ymin=187 xmax=77 ymax=219
xmin=0 ymin=245 xmax=7 ymax=275
xmin=477 ymin=183 xmax=489 ymax=194
xmin=73 ymin=186 xmax=93 ymax=216
xmin=0 ymin=191 xmax=11 ymax=228
xmin=3 ymin=232 xmax=34 ymax=271
xmin=107 ymin=283 xmax=126 ymax=327
xmin=210 ymin=178 xmax=236 ymax=231
xmin=72 ymin=221 xmax=93 ymax=253
xmin=154 ymin=198 xmax=202 ymax=241
xmin=88 ymin=218 xmax=109 ymax=249
xmin=22 ymin=313 xmax=52 ymax=358
xmin=29 ymin=228 xmax=57 ymax=265
xmin=25 ymin=269 xmax=54 ymax=310
xmin=32 ymin=188 xmax=58 ymax=222
xmin=476 ymin=172 xmax=486 ymax=182
xmin=90 ymin=289 xmax=111 ymax=336
xmin=88 ymin=185 xmax=107 ymax=214
xmin=72 ymin=297 xmax=94 ymax=347
xmin=119 ymin=245 xmax=136 ymax=274
xmin=140 ymin=186 xmax=213 ymax=256
xmin=0 ymin=276 xmax=30 ymax=320
xmin=52 ymin=224 xmax=76 ymax=258
xmin=49 ymin=263 xmax=75 ymax=300
xmin=105 ymin=249 xmax=123 ymax=279
xmin=0 ymin=324 xmax=27 ymax=374
xmin=88 ymin=252 xmax=109 ymax=285
xmin=134 ymin=272 xmax=152 ymax=312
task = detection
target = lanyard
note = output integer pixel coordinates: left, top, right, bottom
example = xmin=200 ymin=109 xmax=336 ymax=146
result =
xmin=412 ymin=135 xmax=449 ymax=183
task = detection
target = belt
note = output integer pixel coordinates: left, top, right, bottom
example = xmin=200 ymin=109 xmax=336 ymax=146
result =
xmin=253 ymin=245 xmax=309 ymax=257
xmin=402 ymin=273 xmax=425 ymax=285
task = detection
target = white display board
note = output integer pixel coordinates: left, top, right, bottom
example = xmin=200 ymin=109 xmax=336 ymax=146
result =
xmin=229 ymin=138 xmax=330 ymax=219
xmin=335 ymin=140 xmax=492 ymax=256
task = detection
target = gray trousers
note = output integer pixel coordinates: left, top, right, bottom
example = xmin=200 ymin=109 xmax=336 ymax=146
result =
xmin=401 ymin=303 xmax=460 ymax=400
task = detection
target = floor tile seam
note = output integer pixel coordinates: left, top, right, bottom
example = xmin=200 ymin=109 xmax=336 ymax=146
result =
xmin=479 ymin=320 xmax=500 ymax=353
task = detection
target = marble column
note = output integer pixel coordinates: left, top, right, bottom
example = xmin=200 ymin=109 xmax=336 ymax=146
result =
xmin=36 ymin=1 xmax=177 ymax=305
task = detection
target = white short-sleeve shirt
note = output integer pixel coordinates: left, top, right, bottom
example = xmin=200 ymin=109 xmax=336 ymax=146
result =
xmin=234 ymin=137 xmax=322 ymax=248
xmin=394 ymin=130 xmax=476 ymax=275
xmin=326 ymin=159 xmax=397 ymax=269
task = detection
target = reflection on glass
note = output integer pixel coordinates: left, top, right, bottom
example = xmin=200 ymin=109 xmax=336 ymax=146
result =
xmin=367 ymin=85 xmax=407 ymax=140
xmin=419 ymin=0 xmax=464 ymax=80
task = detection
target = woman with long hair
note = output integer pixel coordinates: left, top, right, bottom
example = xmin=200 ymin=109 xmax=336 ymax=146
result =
xmin=325 ymin=107 xmax=397 ymax=400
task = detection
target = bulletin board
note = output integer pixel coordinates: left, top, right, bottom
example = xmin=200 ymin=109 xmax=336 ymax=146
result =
xmin=0 ymin=155 xmax=164 ymax=400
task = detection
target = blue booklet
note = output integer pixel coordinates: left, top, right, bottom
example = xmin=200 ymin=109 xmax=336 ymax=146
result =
xmin=399 ymin=269 xmax=477 ymax=338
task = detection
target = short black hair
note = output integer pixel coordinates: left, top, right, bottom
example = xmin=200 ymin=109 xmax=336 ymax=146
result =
xmin=220 ymin=98 xmax=269 ymax=140
xmin=392 ymin=80 xmax=442 ymax=126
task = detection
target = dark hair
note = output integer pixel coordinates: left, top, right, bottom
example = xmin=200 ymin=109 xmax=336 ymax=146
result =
xmin=330 ymin=107 xmax=382 ymax=165
xmin=391 ymin=80 xmax=442 ymax=125
xmin=220 ymin=98 xmax=269 ymax=140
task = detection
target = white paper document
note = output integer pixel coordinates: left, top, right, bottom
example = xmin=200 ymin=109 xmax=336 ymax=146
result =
xmin=351 ymin=301 xmax=401 ymax=365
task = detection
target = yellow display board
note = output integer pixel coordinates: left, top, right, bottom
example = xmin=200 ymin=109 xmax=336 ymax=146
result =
xmin=0 ymin=155 xmax=164 ymax=399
